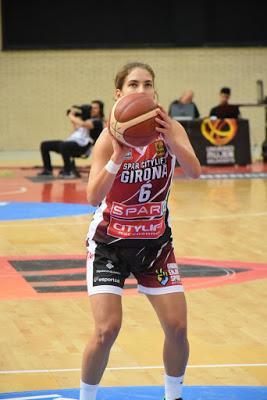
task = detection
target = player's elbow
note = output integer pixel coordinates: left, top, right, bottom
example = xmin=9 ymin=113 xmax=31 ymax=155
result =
xmin=189 ymin=161 xmax=201 ymax=179
xmin=87 ymin=190 xmax=99 ymax=207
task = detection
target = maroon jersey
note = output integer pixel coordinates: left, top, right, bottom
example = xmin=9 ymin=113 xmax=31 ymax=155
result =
xmin=87 ymin=139 xmax=176 ymax=247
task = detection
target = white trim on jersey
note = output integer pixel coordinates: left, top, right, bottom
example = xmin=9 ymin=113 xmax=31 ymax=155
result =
xmin=87 ymin=199 xmax=107 ymax=242
xmin=150 ymin=154 xmax=175 ymax=202
xmin=86 ymin=239 xmax=96 ymax=294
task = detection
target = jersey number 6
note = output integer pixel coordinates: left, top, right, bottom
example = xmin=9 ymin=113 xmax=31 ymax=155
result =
xmin=138 ymin=183 xmax=152 ymax=203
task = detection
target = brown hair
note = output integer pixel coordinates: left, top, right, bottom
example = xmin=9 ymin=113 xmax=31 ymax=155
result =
xmin=114 ymin=62 xmax=155 ymax=90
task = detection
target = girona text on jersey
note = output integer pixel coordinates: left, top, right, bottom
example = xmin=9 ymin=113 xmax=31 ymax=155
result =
xmin=121 ymin=157 xmax=168 ymax=184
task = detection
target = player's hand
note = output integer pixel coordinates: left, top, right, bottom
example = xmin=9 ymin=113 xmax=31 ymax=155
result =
xmin=155 ymin=107 xmax=179 ymax=145
xmin=108 ymin=131 xmax=131 ymax=164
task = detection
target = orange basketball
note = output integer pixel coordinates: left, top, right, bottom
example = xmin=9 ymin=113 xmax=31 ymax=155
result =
xmin=108 ymin=92 xmax=159 ymax=147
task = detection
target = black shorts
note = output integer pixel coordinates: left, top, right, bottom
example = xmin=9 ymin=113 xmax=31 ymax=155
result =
xmin=86 ymin=239 xmax=184 ymax=296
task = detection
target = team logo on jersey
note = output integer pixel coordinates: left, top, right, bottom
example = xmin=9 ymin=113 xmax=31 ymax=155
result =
xmin=155 ymin=140 xmax=165 ymax=156
xmin=124 ymin=150 xmax=133 ymax=160
xmin=156 ymin=268 xmax=169 ymax=285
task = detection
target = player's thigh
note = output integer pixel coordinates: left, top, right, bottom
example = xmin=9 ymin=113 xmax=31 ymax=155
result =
xmin=146 ymin=292 xmax=187 ymax=332
xmin=90 ymin=293 xmax=123 ymax=330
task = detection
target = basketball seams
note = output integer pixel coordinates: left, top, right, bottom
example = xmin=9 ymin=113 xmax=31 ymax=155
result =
xmin=115 ymin=93 xmax=156 ymax=122
xmin=108 ymin=92 xmax=159 ymax=147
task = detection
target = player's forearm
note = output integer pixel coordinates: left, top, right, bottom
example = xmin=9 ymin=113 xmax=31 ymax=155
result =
xmin=87 ymin=170 xmax=116 ymax=206
xmin=87 ymin=157 xmax=123 ymax=206
xmin=170 ymin=140 xmax=201 ymax=178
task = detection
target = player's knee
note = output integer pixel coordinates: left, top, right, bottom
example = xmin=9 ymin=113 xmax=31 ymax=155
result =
xmin=96 ymin=321 xmax=121 ymax=347
xmin=166 ymin=320 xmax=187 ymax=342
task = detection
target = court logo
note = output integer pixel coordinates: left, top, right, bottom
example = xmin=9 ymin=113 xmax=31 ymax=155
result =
xmin=156 ymin=268 xmax=169 ymax=285
xmin=201 ymin=118 xmax=237 ymax=146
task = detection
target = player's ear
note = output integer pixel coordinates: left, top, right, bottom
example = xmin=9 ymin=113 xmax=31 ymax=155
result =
xmin=115 ymin=89 xmax=122 ymax=99
xmin=154 ymin=90 xmax=159 ymax=103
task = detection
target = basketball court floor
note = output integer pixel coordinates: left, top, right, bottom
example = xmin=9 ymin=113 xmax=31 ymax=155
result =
xmin=0 ymin=152 xmax=267 ymax=400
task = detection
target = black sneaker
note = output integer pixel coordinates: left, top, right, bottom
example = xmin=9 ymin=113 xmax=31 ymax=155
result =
xmin=163 ymin=398 xmax=182 ymax=400
xmin=37 ymin=169 xmax=53 ymax=176
xmin=58 ymin=170 xmax=77 ymax=179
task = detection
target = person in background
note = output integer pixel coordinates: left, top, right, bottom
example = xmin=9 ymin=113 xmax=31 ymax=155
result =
xmin=80 ymin=62 xmax=201 ymax=400
xmin=168 ymin=90 xmax=200 ymax=119
xmin=209 ymin=87 xmax=240 ymax=119
xmin=38 ymin=100 xmax=105 ymax=179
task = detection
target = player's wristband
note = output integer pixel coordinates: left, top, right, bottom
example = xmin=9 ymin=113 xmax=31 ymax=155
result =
xmin=105 ymin=159 xmax=121 ymax=175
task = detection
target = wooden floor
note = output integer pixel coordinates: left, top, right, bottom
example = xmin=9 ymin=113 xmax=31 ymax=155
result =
xmin=0 ymin=154 xmax=267 ymax=392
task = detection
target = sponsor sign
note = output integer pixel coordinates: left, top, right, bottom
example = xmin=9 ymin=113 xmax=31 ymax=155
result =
xmin=107 ymin=216 xmax=165 ymax=239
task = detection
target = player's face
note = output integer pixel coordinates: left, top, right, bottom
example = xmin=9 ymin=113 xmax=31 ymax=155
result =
xmin=116 ymin=68 xmax=155 ymax=99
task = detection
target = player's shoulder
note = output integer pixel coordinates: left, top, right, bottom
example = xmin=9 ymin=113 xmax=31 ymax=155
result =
xmin=92 ymin=128 xmax=113 ymax=155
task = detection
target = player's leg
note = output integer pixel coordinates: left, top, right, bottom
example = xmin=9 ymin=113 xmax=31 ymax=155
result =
xmin=147 ymin=291 xmax=189 ymax=375
xmin=136 ymin=241 xmax=188 ymax=400
xmin=80 ymin=240 xmax=125 ymax=400
xmin=147 ymin=292 xmax=188 ymax=400
xmin=81 ymin=292 xmax=122 ymax=384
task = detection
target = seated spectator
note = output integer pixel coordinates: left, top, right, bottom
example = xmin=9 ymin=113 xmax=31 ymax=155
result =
xmin=38 ymin=100 xmax=105 ymax=179
xmin=209 ymin=87 xmax=240 ymax=119
xmin=168 ymin=90 xmax=200 ymax=120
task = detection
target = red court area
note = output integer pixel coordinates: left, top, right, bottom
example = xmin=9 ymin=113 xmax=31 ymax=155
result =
xmin=0 ymin=167 xmax=89 ymax=203
xmin=0 ymin=255 xmax=266 ymax=300
xmin=1 ymin=162 xmax=267 ymax=203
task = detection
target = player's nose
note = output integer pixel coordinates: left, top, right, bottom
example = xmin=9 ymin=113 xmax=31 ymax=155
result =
xmin=137 ymin=85 xmax=145 ymax=93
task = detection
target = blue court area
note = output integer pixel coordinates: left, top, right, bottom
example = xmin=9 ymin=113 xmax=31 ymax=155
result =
xmin=0 ymin=202 xmax=96 ymax=220
xmin=0 ymin=386 xmax=266 ymax=400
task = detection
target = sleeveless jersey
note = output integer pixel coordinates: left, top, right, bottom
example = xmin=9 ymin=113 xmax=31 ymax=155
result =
xmin=87 ymin=139 xmax=176 ymax=247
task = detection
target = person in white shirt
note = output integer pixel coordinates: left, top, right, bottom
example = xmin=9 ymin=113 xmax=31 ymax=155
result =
xmin=38 ymin=102 xmax=104 ymax=179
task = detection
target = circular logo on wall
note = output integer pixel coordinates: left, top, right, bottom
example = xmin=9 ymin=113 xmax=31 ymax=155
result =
xmin=201 ymin=118 xmax=237 ymax=146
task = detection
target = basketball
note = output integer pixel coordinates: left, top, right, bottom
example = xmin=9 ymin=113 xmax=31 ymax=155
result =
xmin=108 ymin=92 xmax=159 ymax=147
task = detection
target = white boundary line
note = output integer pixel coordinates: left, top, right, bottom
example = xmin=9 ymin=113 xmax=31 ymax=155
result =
xmin=0 ymin=363 xmax=266 ymax=374
xmin=0 ymin=186 xmax=27 ymax=196
xmin=3 ymin=397 xmax=61 ymax=400
xmin=0 ymin=211 xmax=266 ymax=228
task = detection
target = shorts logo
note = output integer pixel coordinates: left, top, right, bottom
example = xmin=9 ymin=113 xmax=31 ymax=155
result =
xmin=106 ymin=260 xmax=114 ymax=269
xmin=167 ymin=263 xmax=181 ymax=284
xmin=156 ymin=268 xmax=169 ymax=286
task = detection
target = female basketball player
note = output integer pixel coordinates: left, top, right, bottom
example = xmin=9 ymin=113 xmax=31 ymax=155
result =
xmin=80 ymin=62 xmax=201 ymax=400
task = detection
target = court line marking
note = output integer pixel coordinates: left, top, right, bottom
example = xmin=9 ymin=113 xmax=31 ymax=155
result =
xmin=0 ymin=211 xmax=267 ymax=227
xmin=0 ymin=363 xmax=266 ymax=374
xmin=172 ymin=211 xmax=267 ymax=221
xmin=0 ymin=187 xmax=27 ymax=196
xmin=4 ymin=397 xmax=61 ymax=400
